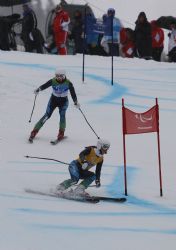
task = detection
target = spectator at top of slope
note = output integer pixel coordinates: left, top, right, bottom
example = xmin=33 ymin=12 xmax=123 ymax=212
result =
xmin=134 ymin=11 xmax=152 ymax=60
xmin=120 ymin=27 xmax=135 ymax=58
xmin=70 ymin=10 xmax=84 ymax=54
xmin=168 ymin=21 xmax=176 ymax=62
xmin=52 ymin=4 xmax=70 ymax=55
xmin=150 ymin=20 xmax=164 ymax=61
xmin=21 ymin=3 xmax=37 ymax=52
xmin=101 ymin=8 xmax=122 ymax=56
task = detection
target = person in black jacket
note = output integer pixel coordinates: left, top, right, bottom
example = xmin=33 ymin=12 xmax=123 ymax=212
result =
xmin=134 ymin=12 xmax=152 ymax=59
xmin=21 ymin=4 xmax=37 ymax=52
xmin=70 ymin=10 xmax=84 ymax=54
xmin=0 ymin=17 xmax=10 ymax=50
xmin=28 ymin=69 xmax=80 ymax=143
xmin=0 ymin=14 xmax=20 ymax=51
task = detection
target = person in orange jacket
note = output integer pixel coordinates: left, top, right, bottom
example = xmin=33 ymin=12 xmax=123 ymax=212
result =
xmin=52 ymin=4 xmax=70 ymax=55
xmin=151 ymin=20 xmax=164 ymax=61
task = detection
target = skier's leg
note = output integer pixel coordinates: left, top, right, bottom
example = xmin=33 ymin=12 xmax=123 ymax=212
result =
xmin=29 ymin=96 xmax=56 ymax=140
xmin=57 ymin=100 xmax=68 ymax=139
xmin=58 ymin=44 xmax=67 ymax=55
xmin=56 ymin=179 xmax=77 ymax=191
xmin=56 ymin=32 xmax=68 ymax=55
xmin=57 ymin=160 xmax=80 ymax=191
xmin=74 ymin=171 xmax=96 ymax=196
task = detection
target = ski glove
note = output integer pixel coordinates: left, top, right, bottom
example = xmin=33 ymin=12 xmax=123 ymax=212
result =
xmin=34 ymin=88 xmax=40 ymax=95
xmin=82 ymin=162 xmax=88 ymax=170
xmin=74 ymin=102 xmax=80 ymax=109
xmin=95 ymin=180 xmax=101 ymax=188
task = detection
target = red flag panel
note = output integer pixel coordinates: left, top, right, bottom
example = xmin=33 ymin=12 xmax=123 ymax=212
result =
xmin=123 ymin=105 xmax=159 ymax=134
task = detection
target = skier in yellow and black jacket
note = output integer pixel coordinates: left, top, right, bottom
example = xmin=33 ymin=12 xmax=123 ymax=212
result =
xmin=56 ymin=139 xmax=110 ymax=196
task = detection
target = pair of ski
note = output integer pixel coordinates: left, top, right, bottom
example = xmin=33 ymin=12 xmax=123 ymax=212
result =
xmin=29 ymin=136 xmax=67 ymax=145
xmin=25 ymin=189 xmax=127 ymax=204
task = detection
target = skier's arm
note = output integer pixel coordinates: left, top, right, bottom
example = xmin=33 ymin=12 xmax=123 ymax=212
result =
xmin=35 ymin=80 xmax=52 ymax=93
xmin=95 ymin=160 xmax=103 ymax=187
xmin=68 ymin=80 xmax=78 ymax=104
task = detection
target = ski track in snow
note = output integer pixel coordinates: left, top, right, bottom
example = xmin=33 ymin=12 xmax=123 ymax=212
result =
xmin=0 ymin=60 xmax=176 ymax=112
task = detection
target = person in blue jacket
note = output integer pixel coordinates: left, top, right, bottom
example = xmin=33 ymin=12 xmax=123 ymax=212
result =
xmin=101 ymin=8 xmax=122 ymax=56
xmin=85 ymin=12 xmax=99 ymax=54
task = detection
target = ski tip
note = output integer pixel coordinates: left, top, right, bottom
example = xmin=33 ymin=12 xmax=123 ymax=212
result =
xmin=89 ymin=199 xmax=100 ymax=204
xmin=50 ymin=140 xmax=57 ymax=145
xmin=93 ymin=196 xmax=127 ymax=202
xmin=113 ymin=197 xmax=127 ymax=202
xmin=50 ymin=136 xmax=67 ymax=145
xmin=118 ymin=197 xmax=127 ymax=202
xmin=28 ymin=138 xmax=33 ymax=143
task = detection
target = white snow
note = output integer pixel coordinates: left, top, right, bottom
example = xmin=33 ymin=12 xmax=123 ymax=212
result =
xmin=0 ymin=50 xmax=176 ymax=250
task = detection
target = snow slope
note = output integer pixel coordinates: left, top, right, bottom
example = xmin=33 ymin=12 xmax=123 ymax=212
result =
xmin=0 ymin=50 xmax=176 ymax=250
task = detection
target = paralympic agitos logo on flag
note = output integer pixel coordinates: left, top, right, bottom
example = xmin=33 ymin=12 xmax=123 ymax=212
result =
xmin=135 ymin=113 xmax=153 ymax=130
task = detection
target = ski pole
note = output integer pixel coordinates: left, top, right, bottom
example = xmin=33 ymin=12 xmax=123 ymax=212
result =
xmin=25 ymin=156 xmax=97 ymax=187
xmin=28 ymin=93 xmax=38 ymax=123
xmin=25 ymin=155 xmax=69 ymax=165
xmin=78 ymin=107 xmax=100 ymax=139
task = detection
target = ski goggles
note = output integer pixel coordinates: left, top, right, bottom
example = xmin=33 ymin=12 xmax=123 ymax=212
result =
xmin=101 ymin=145 xmax=110 ymax=154
xmin=56 ymin=74 xmax=65 ymax=81
xmin=102 ymin=144 xmax=110 ymax=150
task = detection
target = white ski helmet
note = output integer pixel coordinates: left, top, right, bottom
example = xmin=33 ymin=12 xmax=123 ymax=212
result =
xmin=97 ymin=139 xmax=110 ymax=151
xmin=55 ymin=68 xmax=66 ymax=76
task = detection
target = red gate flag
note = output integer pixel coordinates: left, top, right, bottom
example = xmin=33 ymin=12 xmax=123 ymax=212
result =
xmin=121 ymin=98 xmax=163 ymax=197
xmin=122 ymin=104 xmax=159 ymax=135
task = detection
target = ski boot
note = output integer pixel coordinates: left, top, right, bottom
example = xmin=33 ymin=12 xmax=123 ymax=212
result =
xmin=73 ymin=184 xmax=90 ymax=198
xmin=28 ymin=129 xmax=38 ymax=143
xmin=56 ymin=179 xmax=76 ymax=194
xmin=57 ymin=129 xmax=65 ymax=140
